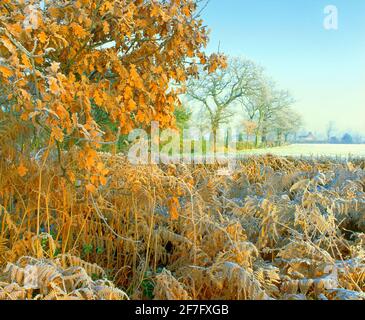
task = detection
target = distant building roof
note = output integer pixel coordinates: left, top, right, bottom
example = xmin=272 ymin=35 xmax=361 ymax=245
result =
xmin=298 ymin=132 xmax=317 ymax=142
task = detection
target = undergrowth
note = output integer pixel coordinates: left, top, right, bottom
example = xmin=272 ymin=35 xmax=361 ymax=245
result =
xmin=0 ymin=153 xmax=365 ymax=300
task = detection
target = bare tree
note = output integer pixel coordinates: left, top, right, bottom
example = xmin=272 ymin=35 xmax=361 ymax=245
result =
xmin=272 ymin=107 xmax=303 ymax=144
xmin=242 ymin=120 xmax=258 ymax=143
xmin=186 ymin=56 xmax=300 ymax=149
xmin=186 ymin=57 xmax=262 ymax=139
xmin=239 ymin=79 xmax=296 ymax=147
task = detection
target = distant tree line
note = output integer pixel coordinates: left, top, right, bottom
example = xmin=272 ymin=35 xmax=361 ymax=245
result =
xmin=325 ymin=122 xmax=363 ymax=144
xmin=328 ymin=133 xmax=363 ymax=145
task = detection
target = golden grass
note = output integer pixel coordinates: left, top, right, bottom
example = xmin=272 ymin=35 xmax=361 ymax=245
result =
xmin=0 ymin=153 xmax=364 ymax=300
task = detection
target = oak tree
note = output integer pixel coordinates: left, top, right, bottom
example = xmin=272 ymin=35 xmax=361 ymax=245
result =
xmin=0 ymin=0 xmax=224 ymax=187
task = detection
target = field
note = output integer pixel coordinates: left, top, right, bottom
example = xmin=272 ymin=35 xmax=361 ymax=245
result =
xmin=239 ymin=144 xmax=365 ymax=159
xmin=1 ymin=154 xmax=365 ymax=300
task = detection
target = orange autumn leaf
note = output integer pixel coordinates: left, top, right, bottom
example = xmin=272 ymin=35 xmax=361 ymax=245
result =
xmin=85 ymin=184 xmax=97 ymax=193
xmin=182 ymin=6 xmax=191 ymax=17
xmin=151 ymin=5 xmax=160 ymax=18
xmin=168 ymin=197 xmax=180 ymax=221
xmin=94 ymin=91 xmax=103 ymax=106
xmin=49 ymin=77 xmax=60 ymax=94
xmin=127 ymin=99 xmax=137 ymax=111
xmin=135 ymin=110 xmax=145 ymax=123
xmin=38 ymin=31 xmax=48 ymax=44
xmin=21 ymin=53 xmax=32 ymax=69
xmin=72 ymin=23 xmax=88 ymax=38
xmin=102 ymin=21 xmax=110 ymax=34
xmin=85 ymin=149 xmax=98 ymax=169
xmin=0 ymin=65 xmax=13 ymax=78
xmin=17 ymin=164 xmax=28 ymax=177
xmin=99 ymin=176 xmax=107 ymax=186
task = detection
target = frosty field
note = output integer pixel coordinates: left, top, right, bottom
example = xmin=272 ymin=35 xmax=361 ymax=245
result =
xmin=239 ymin=144 xmax=365 ymax=159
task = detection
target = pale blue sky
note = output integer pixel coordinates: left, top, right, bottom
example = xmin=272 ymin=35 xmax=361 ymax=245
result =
xmin=201 ymin=0 xmax=365 ymax=137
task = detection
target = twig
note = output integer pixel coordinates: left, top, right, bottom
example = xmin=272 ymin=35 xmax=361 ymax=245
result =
xmin=90 ymin=194 xmax=141 ymax=243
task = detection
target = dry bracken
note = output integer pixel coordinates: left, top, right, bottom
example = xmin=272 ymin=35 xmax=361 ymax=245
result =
xmin=0 ymin=153 xmax=365 ymax=300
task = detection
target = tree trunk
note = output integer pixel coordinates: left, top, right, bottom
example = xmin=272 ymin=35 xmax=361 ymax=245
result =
xmin=255 ymin=132 xmax=260 ymax=148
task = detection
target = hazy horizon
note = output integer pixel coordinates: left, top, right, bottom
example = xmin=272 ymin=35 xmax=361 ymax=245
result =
xmin=201 ymin=0 xmax=365 ymax=138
